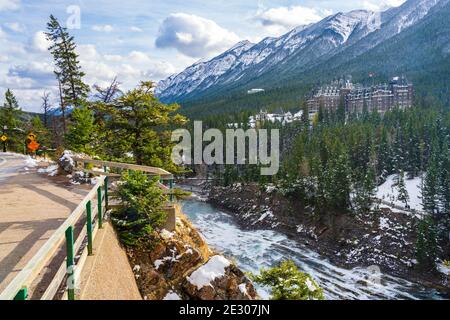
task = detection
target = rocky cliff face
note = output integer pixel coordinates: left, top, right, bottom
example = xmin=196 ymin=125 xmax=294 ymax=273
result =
xmin=208 ymin=183 xmax=449 ymax=293
xmin=125 ymin=209 xmax=258 ymax=300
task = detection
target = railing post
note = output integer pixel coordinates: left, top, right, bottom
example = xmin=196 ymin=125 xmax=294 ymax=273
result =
xmin=97 ymin=187 xmax=103 ymax=229
xmin=14 ymin=287 xmax=27 ymax=300
xmin=86 ymin=200 xmax=93 ymax=256
xmin=104 ymin=177 xmax=109 ymax=209
xmin=65 ymin=226 xmax=75 ymax=301
xmin=103 ymin=165 xmax=107 ymax=173
xmin=169 ymin=178 xmax=174 ymax=202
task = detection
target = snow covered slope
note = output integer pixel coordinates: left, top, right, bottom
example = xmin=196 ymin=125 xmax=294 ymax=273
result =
xmin=376 ymin=174 xmax=423 ymax=211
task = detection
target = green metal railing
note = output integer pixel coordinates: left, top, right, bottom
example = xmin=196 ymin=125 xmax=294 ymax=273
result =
xmin=0 ymin=176 xmax=108 ymax=300
xmin=0 ymin=158 xmax=175 ymax=300
xmin=74 ymin=157 xmax=175 ymax=202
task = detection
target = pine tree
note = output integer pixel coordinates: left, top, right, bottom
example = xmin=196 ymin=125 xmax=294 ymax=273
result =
xmin=0 ymin=89 xmax=23 ymax=151
xmin=439 ymin=138 xmax=450 ymax=227
xmin=102 ymin=81 xmax=187 ymax=172
xmin=416 ymin=216 xmax=438 ymax=271
xmin=300 ymin=100 xmax=309 ymax=130
xmin=65 ymin=106 xmax=95 ymax=154
xmin=46 ymin=15 xmax=89 ymax=115
xmin=422 ymin=145 xmax=440 ymax=215
xmin=397 ymin=170 xmax=410 ymax=208
xmin=353 ymin=166 xmax=376 ymax=214
xmin=326 ymin=148 xmax=352 ymax=211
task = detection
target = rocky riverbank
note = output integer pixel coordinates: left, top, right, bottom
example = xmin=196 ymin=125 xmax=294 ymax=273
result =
xmin=124 ymin=209 xmax=258 ymax=300
xmin=207 ymin=183 xmax=449 ymax=295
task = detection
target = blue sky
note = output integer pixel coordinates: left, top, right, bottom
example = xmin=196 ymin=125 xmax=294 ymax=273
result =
xmin=0 ymin=0 xmax=405 ymax=112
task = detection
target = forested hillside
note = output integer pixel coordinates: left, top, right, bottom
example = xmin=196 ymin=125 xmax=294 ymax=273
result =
xmin=163 ymin=0 xmax=450 ymax=119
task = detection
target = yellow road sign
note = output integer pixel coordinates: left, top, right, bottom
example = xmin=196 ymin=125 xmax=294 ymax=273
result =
xmin=27 ymin=133 xmax=37 ymax=141
xmin=0 ymin=135 xmax=7 ymax=142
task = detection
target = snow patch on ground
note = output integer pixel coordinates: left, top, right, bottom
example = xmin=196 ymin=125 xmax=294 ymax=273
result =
xmin=24 ymin=156 xmax=38 ymax=168
xmin=257 ymin=210 xmax=274 ymax=222
xmin=187 ymin=255 xmax=231 ymax=289
xmin=437 ymin=262 xmax=449 ymax=276
xmin=160 ymin=229 xmax=175 ymax=240
xmin=38 ymin=164 xmax=59 ymax=176
xmin=376 ymin=174 xmax=423 ymax=211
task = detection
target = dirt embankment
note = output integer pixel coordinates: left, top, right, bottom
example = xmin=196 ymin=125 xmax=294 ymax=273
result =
xmin=124 ymin=211 xmax=258 ymax=300
xmin=208 ymin=183 xmax=449 ymax=293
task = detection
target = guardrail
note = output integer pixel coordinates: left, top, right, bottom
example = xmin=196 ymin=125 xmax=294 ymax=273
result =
xmin=0 ymin=176 xmax=108 ymax=300
xmin=0 ymin=158 xmax=176 ymax=300
xmin=73 ymin=157 xmax=175 ymax=201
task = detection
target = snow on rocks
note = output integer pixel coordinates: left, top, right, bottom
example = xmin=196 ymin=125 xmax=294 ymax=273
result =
xmin=186 ymin=255 xmax=231 ymax=289
xmin=58 ymin=150 xmax=77 ymax=173
xmin=238 ymin=283 xmax=248 ymax=295
xmin=154 ymin=247 xmax=179 ymax=270
xmin=163 ymin=290 xmax=182 ymax=300
xmin=437 ymin=262 xmax=449 ymax=277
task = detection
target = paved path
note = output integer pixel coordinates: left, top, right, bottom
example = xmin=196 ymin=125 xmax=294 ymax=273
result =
xmin=0 ymin=153 xmax=89 ymax=294
xmin=79 ymin=222 xmax=142 ymax=300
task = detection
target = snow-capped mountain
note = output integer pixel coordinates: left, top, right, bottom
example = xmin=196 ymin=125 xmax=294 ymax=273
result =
xmin=156 ymin=0 xmax=444 ymax=103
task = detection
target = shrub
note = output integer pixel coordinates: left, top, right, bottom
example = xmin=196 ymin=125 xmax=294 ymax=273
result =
xmin=112 ymin=171 xmax=168 ymax=246
xmin=250 ymin=260 xmax=325 ymax=300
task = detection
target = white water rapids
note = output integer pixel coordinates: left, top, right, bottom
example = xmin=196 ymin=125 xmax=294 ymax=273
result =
xmin=181 ymin=198 xmax=446 ymax=300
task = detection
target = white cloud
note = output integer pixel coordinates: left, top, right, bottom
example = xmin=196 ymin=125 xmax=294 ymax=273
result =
xmin=155 ymin=13 xmax=240 ymax=58
xmin=32 ymin=31 xmax=51 ymax=52
xmin=92 ymin=24 xmax=114 ymax=32
xmin=0 ymin=26 xmax=6 ymax=39
xmin=0 ymin=0 xmax=20 ymax=11
xmin=77 ymin=44 xmax=176 ymax=90
xmin=362 ymin=0 xmax=406 ymax=11
xmin=3 ymin=22 xmax=25 ymax=33
xmin=130 ymin=26 xmax=143 ymax=32
xmin=255 ymin=5 xmax=332 ymax=36
xmin=7 ymin=61 xmax=54 ymax=87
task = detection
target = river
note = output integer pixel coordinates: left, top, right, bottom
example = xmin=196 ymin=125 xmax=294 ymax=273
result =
xmin=181 ymin=197 xmax=446 ymax=300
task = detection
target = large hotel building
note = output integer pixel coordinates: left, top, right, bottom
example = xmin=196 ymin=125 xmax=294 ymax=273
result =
xmin=307 ymin=76 xmax=414 ymax=115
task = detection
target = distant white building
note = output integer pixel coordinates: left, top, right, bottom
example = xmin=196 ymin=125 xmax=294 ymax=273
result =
xmin=247 ymin=88 xmax=265 ymax=95
xmin=226 ymin=110 xmax=304 ymax=129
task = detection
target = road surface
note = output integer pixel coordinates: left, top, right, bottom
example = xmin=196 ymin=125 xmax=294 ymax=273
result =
xmin=0 ymin=153 xmax=89 ymax=295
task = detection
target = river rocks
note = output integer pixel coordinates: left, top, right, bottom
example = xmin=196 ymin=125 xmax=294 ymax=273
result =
xmin=126 ymin=212 xmax=258 ymax=300
xmin=183 ymin=259 xmax=257 ymax=300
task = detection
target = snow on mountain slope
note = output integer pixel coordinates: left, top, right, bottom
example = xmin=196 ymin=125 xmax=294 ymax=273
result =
xmin=376 ymin=174 xmax=424 ymax=212
xmin=156 ymin=0 xmax=442 ymax=103
xmin=155 ymin=10 xmax=376 ymax=101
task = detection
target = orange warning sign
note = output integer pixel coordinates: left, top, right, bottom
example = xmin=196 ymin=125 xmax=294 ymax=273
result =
xmin=27 ymin=140 xmax=40 ymax=152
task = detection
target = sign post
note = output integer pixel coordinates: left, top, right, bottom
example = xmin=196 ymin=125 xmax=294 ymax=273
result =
xmin=1 ymin=134 xmax=7 ymax=152
xmin=26 ymin=132 xmax=40 ymax=155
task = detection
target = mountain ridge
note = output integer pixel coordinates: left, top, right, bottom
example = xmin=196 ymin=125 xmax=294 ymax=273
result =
xmin=156 ymin=0 xmax=449 ymax=116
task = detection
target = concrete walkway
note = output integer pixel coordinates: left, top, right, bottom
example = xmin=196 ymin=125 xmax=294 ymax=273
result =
xmin=0 ymin=153 xmax=89 ymax=294
xmin=79 ymin=222 xmax=142 ymax=300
